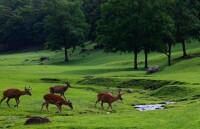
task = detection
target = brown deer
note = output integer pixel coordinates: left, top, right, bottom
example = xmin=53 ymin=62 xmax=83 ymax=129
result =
xmin=0 ymin=87 xmax=32 ymax=107
xmin=41 ymin=93 xmax=73 ymax=113
xmin=49 ymin=82 xmax=71 ymax=100
xmin=95 ymin=90 xmax=124 ymax=110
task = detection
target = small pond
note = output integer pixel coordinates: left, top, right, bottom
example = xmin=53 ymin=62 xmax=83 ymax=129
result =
xmin=134 ymin=101 xmax=175 ymax=111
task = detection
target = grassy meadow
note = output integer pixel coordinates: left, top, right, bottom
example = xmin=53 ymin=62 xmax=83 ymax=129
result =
xmin=0 ymin=41 xmax=200 ymax=129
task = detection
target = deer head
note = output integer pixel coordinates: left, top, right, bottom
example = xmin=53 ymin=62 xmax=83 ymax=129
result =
xmin=68 ymin=100 xmax=73 ymax=109
xmin=24 ymin=86 xmax=32 ymax=96
xmin=65 ymin=81 xmax=71 ymax=88
xmin=117 ymin=89 xmax=124 ymax=101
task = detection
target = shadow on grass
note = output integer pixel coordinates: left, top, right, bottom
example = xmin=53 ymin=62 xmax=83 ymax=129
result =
xmin=62 ymin=68 xmax=134 ymax=75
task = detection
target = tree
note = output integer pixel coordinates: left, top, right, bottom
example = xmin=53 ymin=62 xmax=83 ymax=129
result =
xmin=97 ymin=0 xmax=172 ymax=69
xmin=0 ymin=0 xmax=47 ymax=50
xmin=45 ymin=0 xmax=89 ymax=62
xmin=173 ymin=0 xmax=200 ymax=57
xmin=153 ymin=0 xmax=176 ymax=66
xmin=97 ymin=0 xmax=143 ymax=69
xmin=82 ymin=0 xmax=107 ymax=41
xmin=0 ymin=5 xmax=12 ymax=50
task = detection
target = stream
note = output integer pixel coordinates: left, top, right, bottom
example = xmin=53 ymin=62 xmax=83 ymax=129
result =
xmin=134 ymin=101 xmax=175 ymax=111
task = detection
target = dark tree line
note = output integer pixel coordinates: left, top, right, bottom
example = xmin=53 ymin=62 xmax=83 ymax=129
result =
xmin=0 ymin=0 xmax=89 ymax=61
xmin=0 ymin=0 xmax=46 ymax=50
xmin=0 ymin=0 xmax=199 ymax=66
xmin=96 ymin=0 xmax=200 ymax=69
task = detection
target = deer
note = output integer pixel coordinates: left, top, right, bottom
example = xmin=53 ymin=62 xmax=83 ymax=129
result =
xmin=49 ymin=82 xmax=71 ymax=100
xmin=0 ymin=87 xmax=32 ymax=107
xmin=95 ymin=89 xmax=124 ymax=110
xmin=41 ymin=93 xmax=73 ymax=113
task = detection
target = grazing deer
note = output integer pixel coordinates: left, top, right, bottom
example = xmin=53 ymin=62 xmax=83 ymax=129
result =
xmin=95 ymin=90 xmax=124 ymax=110
xmin=0 ymin=87 xmax=32 ymax=107
xmin=49 ymin=82 xmax=71 ymax=100
xmin=41 ymin=93 xmax=73 ymax=113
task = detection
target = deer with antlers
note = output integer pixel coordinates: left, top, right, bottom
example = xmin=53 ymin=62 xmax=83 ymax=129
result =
xmin=95 ymin=89 xmax=124 ymax=110
xmin=0 ymin=87 xmax=32 ymax=107
xmin=41 ymin=93 xmax=73 ymax=113
xmin=49 ymin=82 xmax=71 ymax=100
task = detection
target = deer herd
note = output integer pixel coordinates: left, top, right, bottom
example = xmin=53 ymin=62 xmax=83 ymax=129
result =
xmin=0 ymin=82 xmax=124 ymax=113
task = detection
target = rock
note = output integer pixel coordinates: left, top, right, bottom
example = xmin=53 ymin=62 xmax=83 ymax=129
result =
xmin=93 ymin=44 xmax=104 ymax=49
xmin=80 ymin=48 xmax=87 ymax=53
xmin=24 ymin=116 xmax=51 ymax=125
xmin=40 ymin=56 xmax=50 ymax=62
xmin=83 ymin=76 xmax=93 ymax=79
xmin=127 ymin=89 xmax=133 ymax=93
xmin=8 ymin=118 xmax=17 ymax=121
xmin=106 ymin=112 xmax=111 ymax=114
xmin=146 ymin=66 xmax=161 ymax=74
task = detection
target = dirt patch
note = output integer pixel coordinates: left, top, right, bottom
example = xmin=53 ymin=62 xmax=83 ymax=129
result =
xmin=24 ymin=116 xmax=51 ymax=125
xmin=41 ymin=78 xmax=62 ymax=83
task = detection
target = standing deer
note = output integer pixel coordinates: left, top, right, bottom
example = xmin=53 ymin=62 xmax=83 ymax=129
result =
xmin=41 ymin=93 xmax=73 ymax=113
xmin=0 ymin=87 xmax=32 ymax=107
xmin=49 ymin=82 xmax=71 ymax=100
xmin=95 ymin=90 xmax=124 ymax=110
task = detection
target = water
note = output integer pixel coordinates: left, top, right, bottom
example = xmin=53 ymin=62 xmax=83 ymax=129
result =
xmin=134 ymin=101 xmax=175 ymax=111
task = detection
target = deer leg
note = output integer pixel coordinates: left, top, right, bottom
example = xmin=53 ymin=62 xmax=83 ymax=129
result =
xmin=14 ymin=98 xmax=20 ymax=107
xmin=41 ymin=102 xmax=48 ymax=111
xmin=6 ymin=98 xmax=11 ymax=108
xmin=95 ymin=99 xmax=100 ymax=107
xmin=107 ymin=103 xmax=112 ymax=111
xmin=46 ymin=103 xmax=49 ymax=111
xmin=14 ymin=98 xmax=18 ymax=107
xmin=18 ymin=99 xmax=20 ymax=106
xmin=0 ymin=96 xmax=6 ymax=105
xmin=59 ymin=105 xmax=62 ymax=113
xmin=101 ymin=102 xmax=104 ymax=109
xmin=56 ymin=104 xmax=61 ymax=113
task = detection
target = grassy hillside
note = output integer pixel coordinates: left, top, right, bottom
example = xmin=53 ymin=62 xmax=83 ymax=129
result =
xmin=0 ymin=41 xmax=199 ymax=129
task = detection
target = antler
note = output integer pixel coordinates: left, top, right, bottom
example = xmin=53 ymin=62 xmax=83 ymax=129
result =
xmin=25 ymin=86 xmax=32 ymax=91
xmin=28 ymin=86 xmax=32 ymax=91
xmin=118 ymin=89 xmax=124 ymax=95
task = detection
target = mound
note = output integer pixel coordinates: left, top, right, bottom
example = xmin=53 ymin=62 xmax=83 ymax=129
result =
xmin=24 ymin=116 xmax=51 ymax=125
xmin=151 ymin=86 xmax=192 ymax=98
xmin=78 ymin=78 xmax=121 ymax=87
xmin=78 ymin=77 xmax=187 ymax=90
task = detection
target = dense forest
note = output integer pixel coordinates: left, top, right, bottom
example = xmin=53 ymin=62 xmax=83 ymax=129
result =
xmin=0 ymin=0 xmax=199 ymax=68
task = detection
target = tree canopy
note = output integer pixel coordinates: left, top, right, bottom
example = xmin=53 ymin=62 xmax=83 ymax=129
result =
xmin=0 ymin=0 xmax=199 ymax=66
xmin=45 ymin=0 xmax=89 ymax=61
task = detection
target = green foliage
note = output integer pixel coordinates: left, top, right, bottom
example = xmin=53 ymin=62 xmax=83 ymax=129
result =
xmin=82 ymin=0 xmax=107 ymax=41
xmin=44 ymin=0 xmax=89 ymax=61
xmin=0 ymin=0 xmax=46 ymax=50
xmin=174 ymin=0 xmax=200 ymax=42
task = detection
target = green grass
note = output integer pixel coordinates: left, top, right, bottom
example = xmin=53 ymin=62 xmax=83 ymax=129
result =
xmin=0 ymin=41 xmax=200 ymax=128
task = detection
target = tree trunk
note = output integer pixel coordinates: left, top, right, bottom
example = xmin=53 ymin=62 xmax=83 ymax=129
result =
xmin=181 ymin=40 xmax=187 ymax=57
xmin=168 ymin=43 xmax=171 ymax=66
xmin=64 ymin=37 xmax=69 ymax=62
xmin=72 ymin=46 xmax=76 ymax=53
xmin=134 ymin=49 xmax=138 ymax=70
xmin=144 ymin=48 xmax=148 ymax=69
